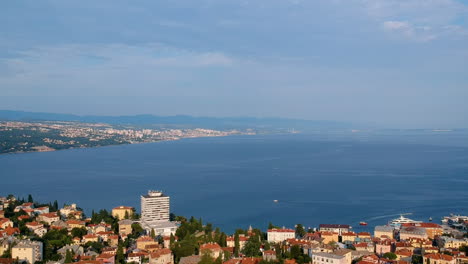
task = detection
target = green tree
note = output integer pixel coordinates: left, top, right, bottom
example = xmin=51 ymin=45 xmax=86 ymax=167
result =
xmin=124 ymin=211 xmax=129 ymax=219
xmin=151 ymin=228 xmax=156 ymax=238
xmin=224 ymin=250 xmax=231 ymax=261
xmin=116 ymin=242 xmax=125 ymax=264
xmin=27 ymin=194 xmax=34 ymax=203
xmin=295 ymin=224 xmax=306 ymax=238
xmin=383 ymin=252 xmax=397 ymax=260
xmin=242 ymin=235 xmax=261 ymax=257
xmin=411 ymin=255 xmax=423 ymax=264
xmin=460 ymin=245 xmax=468 ymax=255
xmin=290 ymin=245 xmax=301 ymax=259
xmin=170 ymin=233 xmax=176 ymax=246
xmin=234 ymin=233 xmax=240 ymax=257
xmin=199 ymin=253 xmax=214 ymax=264
xmin=71 ymin=227 xmax=87 ymax=239
xmin=64 ymin=249 xmax=73 ymax=263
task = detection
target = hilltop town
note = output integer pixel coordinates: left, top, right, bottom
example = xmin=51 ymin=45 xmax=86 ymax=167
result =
xmin=0 ymin=192 xmax=467 ymax=264
xmin=0 ymin=121 xmax=256 ymax=154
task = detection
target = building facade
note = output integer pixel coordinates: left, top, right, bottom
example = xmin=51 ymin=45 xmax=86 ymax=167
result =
xmin=11 ymin=240 xmax=43 ymax=264
xmin=141 ymin=191 xmax=170 ymax=223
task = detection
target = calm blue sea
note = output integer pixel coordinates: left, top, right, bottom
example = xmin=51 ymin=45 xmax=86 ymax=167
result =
xmin=1 ymin=132 xmax=468 ymax=233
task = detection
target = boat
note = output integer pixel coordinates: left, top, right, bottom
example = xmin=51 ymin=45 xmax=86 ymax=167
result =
xmin=389 ymin=214 xmax=422 ymax=228
xmin=359 ymin=222 xmax=368 ymax=226
xmin=429 ymin=217 xmax=432 ymax=221
xmin=273 ymin=200 xmax=278 ymax=203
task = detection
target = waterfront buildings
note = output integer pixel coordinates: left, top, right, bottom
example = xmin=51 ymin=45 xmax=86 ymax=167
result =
xmin=319 ymin=224 xmax=351 ymax=235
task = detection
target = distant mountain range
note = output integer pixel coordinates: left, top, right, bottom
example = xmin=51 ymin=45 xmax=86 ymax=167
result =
xmin=0 ymin=110 xmax=356 ymax=130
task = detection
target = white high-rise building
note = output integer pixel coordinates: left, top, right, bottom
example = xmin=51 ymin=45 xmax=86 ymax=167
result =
xmin=141 ymin=190 xmax=170 ymax=223
xmin=140 ymin=190 xmax=178 ymax=236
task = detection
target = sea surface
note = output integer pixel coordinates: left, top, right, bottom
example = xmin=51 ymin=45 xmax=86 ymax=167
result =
xmin=1 ymin=132 xmax=468 ymax=233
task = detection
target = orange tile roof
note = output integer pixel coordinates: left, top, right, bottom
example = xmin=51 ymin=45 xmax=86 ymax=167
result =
xmin=97 ymin=253 xmax=115 ymax=259
xmin=401 ymin=223 xmax=442 ymax=228
xmin=240 ymin=257 xmax=262 ymax=264
xmin=150 ymin=248 xmax=172 ymax=258
xmin=424 ymin=254 xmax=454 ymax=261
xmin=284 ymin=259 xmax=297 ymax=264
xmin=200 ymin=243 xmax=222 ymax=251
xmin=40 ymin=212 xmax=58 ymax=218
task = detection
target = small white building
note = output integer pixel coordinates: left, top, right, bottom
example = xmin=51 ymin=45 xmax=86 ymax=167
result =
xmin=312 ymin=252 xmax=347 ymax=264
xmin=267 ymin=228 xmax=295 ymax=243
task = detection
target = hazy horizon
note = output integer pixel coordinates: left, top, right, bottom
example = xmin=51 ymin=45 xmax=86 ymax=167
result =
xmin=2 ymin=1 xmax=468 ymax=128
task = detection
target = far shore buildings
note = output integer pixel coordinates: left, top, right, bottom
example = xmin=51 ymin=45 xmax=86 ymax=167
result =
xmin=140 ymin=190 xmax=178 ymax=236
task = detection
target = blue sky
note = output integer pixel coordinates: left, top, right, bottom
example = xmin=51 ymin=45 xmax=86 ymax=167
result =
xmin=1 ymin=0 xmax=468 ymax=128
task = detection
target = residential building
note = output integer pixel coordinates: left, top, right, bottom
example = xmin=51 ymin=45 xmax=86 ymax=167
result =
xmin=136 ymin=236 xmax=158 ymax=250
xmin=333 ymin=249 xmax=353 ymax=264
xmin=423 ymin=254 xmax=456 ymax=264
xmin=96 ymin=253 xmax=115 ymax=264
xmin=0 ymin=219 xmax=13 ymax=229
xmin=200 ymin=243 xmax=223 ymax=258
xmin=438 ymin=237 xmax=468 ymax=249
xmin=66 ymin=220 xmax=86 ymax=230
xmin=227 ymin=235 xmax=249 ymax=250
xmin=83 ymin=234 xmax=99 ymax=243
xmin=341 ymin=232 xmax=357 ymax=243
xmin=149 ymin=248 xmax=173 ymax=264
xmin=401 ymin=223 xmax=443 ymax=239
xmin=267 ymin=228 xmax=295 ymax=243
xmin=321 ymin=232 xmax=339 ymax=244
xmin=395 ymin=249 xmax=413 ymax=260
xmin=119 ymin=219 xmax=133 ymax=236
xmin=112 ymin=206 xmax=134 ymax=220
xmin=263 ymin=250 xmax=277 ymax=261
xmin=399 ymin=227 xmax=427 ymax=240
xmin=60 ymin=204 xmax=78 ymax=217
xmin=375 ymin=240 xmax=393 ymax=255
xmin=37 ymin=213 xmax=60 ymax=225
xmin=374 ymin=226 xmax=394 ymax=239
xmin=127 ymin=253 xmax=145 ymax=264
xmin=319 ymin=225 xmax=351 ymax=235
xmin=312 ymin=252 xmax=347 ymax=264
xmin=11 ymin=240 xmax=43 ymax=264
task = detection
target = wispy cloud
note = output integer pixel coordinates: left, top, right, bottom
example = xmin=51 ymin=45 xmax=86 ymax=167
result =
xmin=382 ymin=21 xmax=436 ymax=42
xmin=354 ymin=0 xmax=468 ymax=41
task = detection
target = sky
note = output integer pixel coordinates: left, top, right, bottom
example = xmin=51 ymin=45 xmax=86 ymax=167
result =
xmin=1 ymin=0 xmax=468 ymax=128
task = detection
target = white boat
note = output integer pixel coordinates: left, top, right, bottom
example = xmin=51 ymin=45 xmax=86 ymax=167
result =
xmin=389 ymin=214 xmax=421 ymax=227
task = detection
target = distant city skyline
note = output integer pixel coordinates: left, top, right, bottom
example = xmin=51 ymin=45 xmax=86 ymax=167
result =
xmin=1 ymin=1 xmax=468 ymax=128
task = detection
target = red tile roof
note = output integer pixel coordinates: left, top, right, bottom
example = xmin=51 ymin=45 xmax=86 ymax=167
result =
xmin=150 ymin=248 xmax=172 ymax=258
xmin=200 ymin=243 xmax=222 ymax=251
xmin=424 ymin=254 xmax=454 ymax=261
xmin=401 ymin=223 xmax=441 ymax=228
